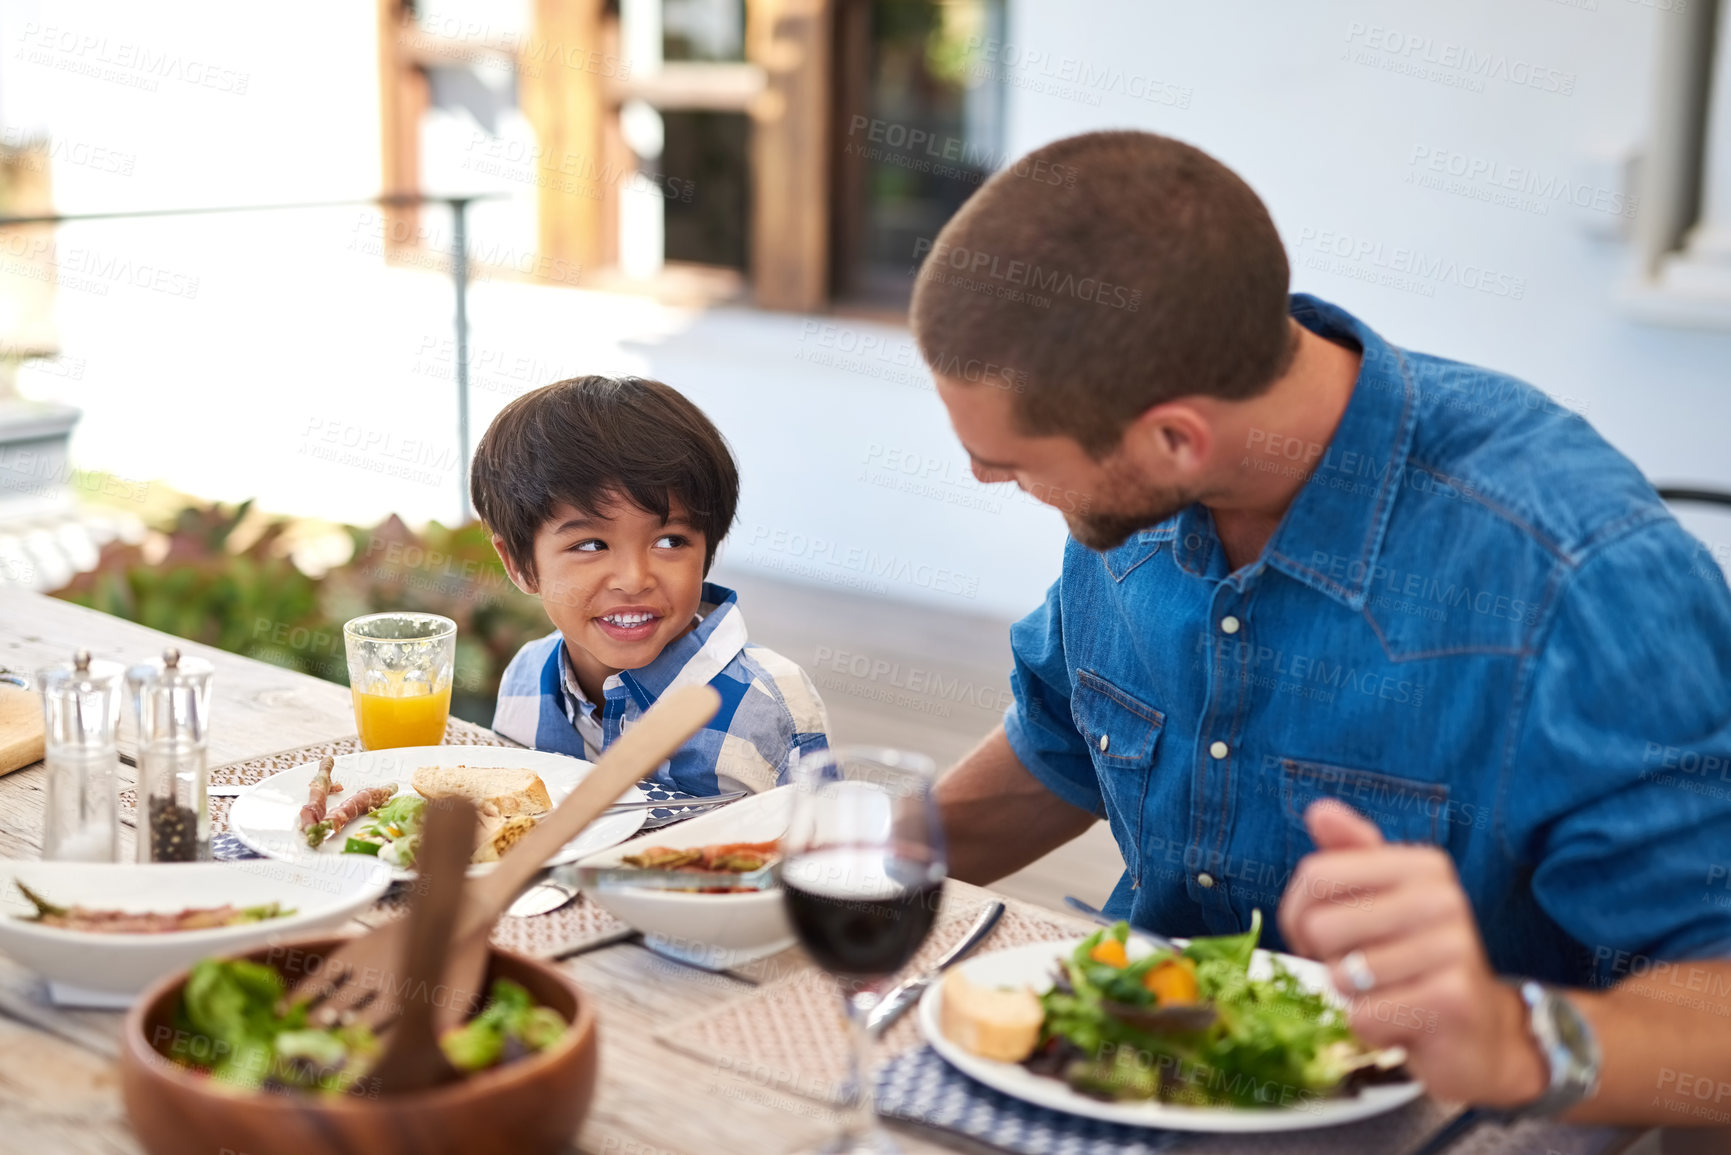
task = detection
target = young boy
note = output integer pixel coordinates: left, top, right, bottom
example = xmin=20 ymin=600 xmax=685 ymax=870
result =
xmin=472 ymin=375 xmax=830 ymax=795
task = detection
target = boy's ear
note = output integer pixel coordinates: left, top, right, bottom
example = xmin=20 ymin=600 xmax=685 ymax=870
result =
xmin=492 ymin=533 xmax=539 ymax=595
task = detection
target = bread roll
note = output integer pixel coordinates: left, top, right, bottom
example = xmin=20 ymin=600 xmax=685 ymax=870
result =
xmin=939 ymin=970 xmax=1043 ymax=1062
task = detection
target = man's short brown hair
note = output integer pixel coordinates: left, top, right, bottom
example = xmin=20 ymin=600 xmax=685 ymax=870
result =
xmin=910 ymin=130 xmax=1295 ymax=456
xmin=469 ymin=375 xmax=739 ymax=580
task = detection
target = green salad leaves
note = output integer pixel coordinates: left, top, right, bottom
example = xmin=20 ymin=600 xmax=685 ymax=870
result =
xmin=1033 ymin=911 xmax=1383 ymax=1109
xmin=440 ymin=979 xmax=567 ymax=1072
xmin=168 ymin=958 xmax=378 ymax=1092
xmin=164 ymin=959 xmax=566 ymax=1096
xmin=342 ymin=794 xmax=427 ymax=868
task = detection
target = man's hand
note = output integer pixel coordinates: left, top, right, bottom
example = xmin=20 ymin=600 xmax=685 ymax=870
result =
xmin=1277 ymin=800 xmax=1549 ymax=1108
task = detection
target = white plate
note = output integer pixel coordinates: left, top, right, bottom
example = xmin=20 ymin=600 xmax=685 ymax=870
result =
xmin=228 ymin=746 xmax=648 ymax=881
xmin=0 ymin=858 xmax=393 ymax=999
xmin=572 ymin=786 xmax=795 ymax=971
xmin=918 ymin=937 xmax=1424 ymax=1132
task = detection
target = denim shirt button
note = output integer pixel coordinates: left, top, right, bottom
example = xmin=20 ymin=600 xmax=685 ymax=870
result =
xmin=1220 ymin=615 xmax=1241 ymax=634
xmin=1197 ymin=872 xmax=1216 ymax=889
xmin=1209 ymin=740 xmax=1229 ymax=759
xmin=1098 ymin=734 xmax=1110 ymax=753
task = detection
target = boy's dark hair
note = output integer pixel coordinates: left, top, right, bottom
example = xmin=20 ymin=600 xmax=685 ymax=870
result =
xmin=910 ymin=130 xmax=1296 ymax=457
xmin=470 ymin=375 xmax=739 ymax=581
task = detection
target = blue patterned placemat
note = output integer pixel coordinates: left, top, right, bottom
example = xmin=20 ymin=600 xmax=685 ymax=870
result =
xmin=212 ymin=831 xmax=260 ymax=860
xmin=875 ymin=1045 xmax=1180 ymax=1155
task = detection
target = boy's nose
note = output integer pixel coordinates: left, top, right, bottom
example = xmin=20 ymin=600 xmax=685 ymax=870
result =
xmin=607 ymin=551 xmax=655 ymax=593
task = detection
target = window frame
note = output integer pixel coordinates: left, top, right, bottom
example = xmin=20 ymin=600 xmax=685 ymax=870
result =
xmin=377 ymin=0 xmax=833 ymax=311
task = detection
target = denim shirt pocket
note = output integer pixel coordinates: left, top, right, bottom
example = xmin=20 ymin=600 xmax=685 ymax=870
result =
xmin=1280 ymin=757 xmax=1450 ymax=866
xmin=1071 ymin=669 xmax=1166 ymax=887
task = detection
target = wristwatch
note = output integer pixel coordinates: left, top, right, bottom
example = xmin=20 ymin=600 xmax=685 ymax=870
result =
xmin=1500 ymin=979 xmax=1601 ymax=1119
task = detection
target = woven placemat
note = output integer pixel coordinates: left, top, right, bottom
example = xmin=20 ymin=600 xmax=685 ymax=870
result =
xmin=354 ymin=886 xmax=632 ymax=961
xmin=656 ymin=898 xmax=1088 ymax=1104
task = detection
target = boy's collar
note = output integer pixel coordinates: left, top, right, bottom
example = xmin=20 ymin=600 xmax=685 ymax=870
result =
xmin=560 ymin=582 xmax=748 ymax=709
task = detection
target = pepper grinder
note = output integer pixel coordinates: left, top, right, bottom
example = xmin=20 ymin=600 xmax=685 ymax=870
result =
xmin=128 ymin=647 xmax=214 ymax=862
xmin=37 ymin=649 xmax=124 ymax=862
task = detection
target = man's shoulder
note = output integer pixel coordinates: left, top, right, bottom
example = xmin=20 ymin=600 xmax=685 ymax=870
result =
xmin=1395 ymin=348 xmax=1666 ymax=562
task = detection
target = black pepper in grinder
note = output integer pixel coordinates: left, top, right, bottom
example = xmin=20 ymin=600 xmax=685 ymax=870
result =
xmin=127 ymin=647 xmax=214 ymax=863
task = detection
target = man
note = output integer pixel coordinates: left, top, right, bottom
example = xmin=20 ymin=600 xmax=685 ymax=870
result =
xmin=912 ymin=130 xmax=1731 ymax=1126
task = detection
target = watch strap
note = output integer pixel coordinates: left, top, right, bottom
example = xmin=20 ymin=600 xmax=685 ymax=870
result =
xmin=1505 ymin=979 xmax=1601 ymax=1119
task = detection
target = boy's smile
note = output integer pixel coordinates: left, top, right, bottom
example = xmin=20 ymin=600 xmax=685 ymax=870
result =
xmin=594 ymin=606 xmax=662 ymax=643
xmin=497 ymin=495 xmax=707 ymax=702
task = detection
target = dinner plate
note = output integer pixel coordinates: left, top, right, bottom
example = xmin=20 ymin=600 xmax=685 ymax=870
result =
xmin=228 ymin=746 xmax=648 ymax=881
xmin=917 ymin=937 xmax=1424 ymax=1132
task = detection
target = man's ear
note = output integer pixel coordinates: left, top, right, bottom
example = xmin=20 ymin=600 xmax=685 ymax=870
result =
xmin=1121 ymin=401 xmax=1213 ymax=476
xmin=492 ymin=533 xmax=539 ymax=595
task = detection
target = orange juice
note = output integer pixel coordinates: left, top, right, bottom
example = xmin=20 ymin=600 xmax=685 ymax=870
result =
xmin=351 ymin=673 xmax=451 ymax=750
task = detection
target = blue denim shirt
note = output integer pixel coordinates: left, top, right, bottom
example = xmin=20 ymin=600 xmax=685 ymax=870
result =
xmin=1006 ymin=294 xmax=1731 ymax=988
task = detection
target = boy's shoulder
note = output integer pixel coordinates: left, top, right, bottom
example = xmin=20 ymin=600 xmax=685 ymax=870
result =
xmin=728 ymin=641 xmax=829 ymax=737
xmin=499 ymin=630 xmax=562 ymax=697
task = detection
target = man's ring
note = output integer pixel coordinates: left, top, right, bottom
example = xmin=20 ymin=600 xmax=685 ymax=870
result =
xmin=1341 ymin=949 xmax=1376 ymax=993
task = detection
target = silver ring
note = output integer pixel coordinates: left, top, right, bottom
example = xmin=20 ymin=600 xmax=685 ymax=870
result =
xmin=1341 ymin=949 xmax=1377 ymax=993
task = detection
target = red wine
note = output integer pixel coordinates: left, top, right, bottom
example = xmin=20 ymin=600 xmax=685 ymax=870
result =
xmin=782 ymin=847 xmax=945 ymax=979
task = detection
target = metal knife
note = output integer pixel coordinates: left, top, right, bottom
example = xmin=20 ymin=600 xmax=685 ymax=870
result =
xmin=600 ymin=790 xmax=746 ymax=813
xmin=866 ymin=900 xmax=1006 ymax=1036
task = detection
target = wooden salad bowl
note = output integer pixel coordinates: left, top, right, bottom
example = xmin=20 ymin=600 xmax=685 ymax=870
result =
xmin=121 ymin=935 xmax=599 ymax=1155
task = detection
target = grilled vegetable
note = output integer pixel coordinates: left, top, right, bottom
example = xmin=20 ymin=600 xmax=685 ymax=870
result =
xmin=305 ymin=784 xmax=399 ymax=849
xmin=13 ymin=882 xmax=293 ymax=934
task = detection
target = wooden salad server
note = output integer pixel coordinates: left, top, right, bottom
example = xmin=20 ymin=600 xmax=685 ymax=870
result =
xmin=365 ymin=797 xmax=476 ymax=1095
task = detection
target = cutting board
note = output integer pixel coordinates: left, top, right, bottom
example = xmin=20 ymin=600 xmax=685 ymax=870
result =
xmin=0 ymin=685 xmax=45 ymax=776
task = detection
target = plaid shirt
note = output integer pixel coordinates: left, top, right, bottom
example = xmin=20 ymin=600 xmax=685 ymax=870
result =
xmin=492 ymin=583 xmax=831 ymax=795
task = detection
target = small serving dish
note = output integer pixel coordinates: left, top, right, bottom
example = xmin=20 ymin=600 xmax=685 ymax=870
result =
xmin=572 ymin=786 xmax=795 ymax=970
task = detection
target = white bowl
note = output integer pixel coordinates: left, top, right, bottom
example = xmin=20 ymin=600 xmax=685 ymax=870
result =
xmin=571 ymin=787 xmax=795 ymax=970
xmin=0 ymin=857 xmax=393 ymax=1003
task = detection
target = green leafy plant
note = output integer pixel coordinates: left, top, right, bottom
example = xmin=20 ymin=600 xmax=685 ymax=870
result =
xmin=52 ymin=500 xmax=551 ymax=726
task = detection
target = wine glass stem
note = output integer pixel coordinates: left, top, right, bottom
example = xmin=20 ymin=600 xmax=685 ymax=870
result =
xmin=843 ymin=988 xmax=882 ymax=1140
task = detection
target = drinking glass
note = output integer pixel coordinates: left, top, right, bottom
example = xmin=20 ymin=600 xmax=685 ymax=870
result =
xmin=343 ymin=612 xmax=456 ymax=750
xmin=780 ymin=746 xmax=946 ymax=1155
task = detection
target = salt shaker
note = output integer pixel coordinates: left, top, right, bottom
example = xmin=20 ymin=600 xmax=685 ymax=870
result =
xmin=128 ymin=647 xmax=214 ymax=863
xmin=37 ymin=649 xmax=124 ymax=862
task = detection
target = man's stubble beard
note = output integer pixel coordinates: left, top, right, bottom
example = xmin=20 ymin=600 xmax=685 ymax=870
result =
xmin=1061 ymin=452 xmax=1198 ymax=552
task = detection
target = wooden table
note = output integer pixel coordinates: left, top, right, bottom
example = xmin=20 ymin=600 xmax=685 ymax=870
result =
xmin=0 ymin=590 xmax=1658 ymax=1155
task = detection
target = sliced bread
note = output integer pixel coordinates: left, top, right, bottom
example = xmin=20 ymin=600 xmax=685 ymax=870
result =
xmin=413 ymin=764 xmax=552 ymax=817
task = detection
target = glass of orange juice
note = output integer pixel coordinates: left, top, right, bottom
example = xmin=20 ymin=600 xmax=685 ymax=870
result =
xmin=342 ymin=612 xmax=457 ymax=750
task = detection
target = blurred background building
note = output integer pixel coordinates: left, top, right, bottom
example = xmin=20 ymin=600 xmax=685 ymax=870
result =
xmin=2 ymin=0 xmax=1730 ymax=902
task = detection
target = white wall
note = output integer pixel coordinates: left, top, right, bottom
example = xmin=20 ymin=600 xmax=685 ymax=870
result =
xmin=1005 ymin=0 xmax=1731 ymax=526
xmin=4 ymin=0 xmax=1728 ymax=623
